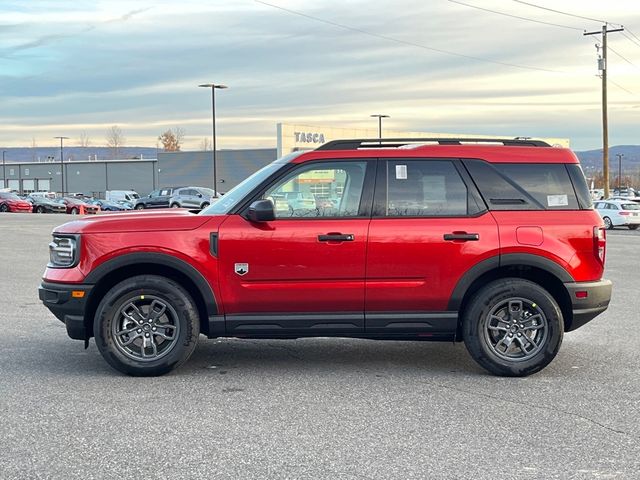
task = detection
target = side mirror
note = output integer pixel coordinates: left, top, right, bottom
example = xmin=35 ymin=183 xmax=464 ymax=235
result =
xmin=148 ymin=194 xmax=152 ymax=198
xmin=247 ymin=199 xmax=275 ymax=222
xmin=197 ymin=193 xmax=203 ymax=198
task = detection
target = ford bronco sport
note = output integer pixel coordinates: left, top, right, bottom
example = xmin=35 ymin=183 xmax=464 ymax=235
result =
xmin=39 ymin=138 xmax=612 ymax=377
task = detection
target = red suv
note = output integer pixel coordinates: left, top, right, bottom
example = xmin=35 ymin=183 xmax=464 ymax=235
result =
xmin=39 ymin=138 xmax=612 ymax=377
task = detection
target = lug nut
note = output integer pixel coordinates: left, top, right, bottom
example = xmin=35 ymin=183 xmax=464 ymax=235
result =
xmin=145 ymin=333 xmax=150 ymax=337
xmin=517 ymin=333 xmax=522 ymax=337
xmin=152 ymin=327 xmax=156 ymax=331
xmin=137 ymin=329 xmax=142 ymax=333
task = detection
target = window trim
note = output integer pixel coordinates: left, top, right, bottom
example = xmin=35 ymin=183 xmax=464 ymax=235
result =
xmin=372 ymin=158 xmax=487 ymax=219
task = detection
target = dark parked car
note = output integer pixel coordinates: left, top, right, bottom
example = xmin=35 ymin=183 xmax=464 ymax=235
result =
xmin=169 ymin=187 xmax=215 ymax=209
xmin=134 ymin=187 xmax=181 ymax=210
xmin=0 ymin=192 xmax=32 ymax=213
xmin=54 ymin=197 xmax=99 ymax=215
xmin=27 ymin=195 xmax=67 ymax=214
xmin=88 ymin=199 xmax=132 ymax=212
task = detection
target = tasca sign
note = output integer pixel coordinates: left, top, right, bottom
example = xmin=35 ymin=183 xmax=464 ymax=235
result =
xmin=294 ymin=131 xmax=326 ymax=144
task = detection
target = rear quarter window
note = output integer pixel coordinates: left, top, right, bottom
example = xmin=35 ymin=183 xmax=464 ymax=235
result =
xmin=464 ymin=160 xmax=581 ymax=211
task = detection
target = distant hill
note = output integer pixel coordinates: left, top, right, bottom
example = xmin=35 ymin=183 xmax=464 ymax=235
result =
xmin=574 ymin=145 xmax=640 ymax=173
xmin=2 ymin=146 xmax=159 ymax=163
xmin=3 ymin=144 xmax=640 ymax=172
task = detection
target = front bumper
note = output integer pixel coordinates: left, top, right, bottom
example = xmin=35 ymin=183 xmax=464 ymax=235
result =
xmin=39 ymin=282 xmax=91 ymax=340
xmin=564 ymin=279 xmax=612 ymax=331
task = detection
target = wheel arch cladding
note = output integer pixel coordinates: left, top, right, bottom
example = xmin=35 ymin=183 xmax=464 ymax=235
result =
xmin=449 ymin=254 xmax=574 ymax=337
xmin=84 ymin=253 xmax=217 ymax=338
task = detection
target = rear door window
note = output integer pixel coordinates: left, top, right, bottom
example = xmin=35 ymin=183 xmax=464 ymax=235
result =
xmin=383 ymin=159 xmax=482 ymax=217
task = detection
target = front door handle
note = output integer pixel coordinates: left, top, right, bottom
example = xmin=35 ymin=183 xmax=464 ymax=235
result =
xmin=443 ymin=232 xmax=479 ymax=241
xmin=318 ymin=233 xmax=355 ymax=242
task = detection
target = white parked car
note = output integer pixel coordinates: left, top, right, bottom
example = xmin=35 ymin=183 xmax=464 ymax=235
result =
xmin=105 ymin=190 xmax=140 ymax=203
xmin=594 ymin=200 xmax=640 ymax=230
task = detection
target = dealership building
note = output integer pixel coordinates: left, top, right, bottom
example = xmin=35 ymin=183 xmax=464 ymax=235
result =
xmin=2 ymin=123 xmax=569 ymax=197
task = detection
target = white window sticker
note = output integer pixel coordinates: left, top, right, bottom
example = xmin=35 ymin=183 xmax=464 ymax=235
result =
xmin=547 ymin=194 xmax=568 ymax=207
xmin=395 ymin=164 xmax=407 ymax=180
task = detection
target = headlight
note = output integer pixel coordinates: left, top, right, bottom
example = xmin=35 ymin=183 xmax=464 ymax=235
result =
xmin=48 ymin=235 xmax=79 ymax=268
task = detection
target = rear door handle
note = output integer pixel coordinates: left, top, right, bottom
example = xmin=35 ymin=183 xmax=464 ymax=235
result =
xmin=443 ymin=232 xmax=479 ymax=241
xmin=318 ymin=233 xmax=355 ymax=242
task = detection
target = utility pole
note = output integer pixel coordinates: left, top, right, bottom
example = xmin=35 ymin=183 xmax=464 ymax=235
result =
xmin=584 ymin=25 xmax=624 ymax=199
xmin=616 ymin=153 xmax=624 ymax=192
xmin=54 ymin=136 xmax=69 ymax=196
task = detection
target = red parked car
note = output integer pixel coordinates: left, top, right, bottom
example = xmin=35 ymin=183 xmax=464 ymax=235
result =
xmin=39 ymin=138 xmax=611 ymax=377
xmin=0 ymin=192 xmax=33 ymax=213
xmin=54 ymin=197 xmax=99 ymax=215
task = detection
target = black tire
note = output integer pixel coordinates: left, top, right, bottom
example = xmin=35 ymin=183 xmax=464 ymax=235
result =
xmin=629 ymin=225 xmax=639 ymax=230
xmin=170 ymin=203 xmax=180 ymax=208
xmin=70 ymin=207 xmax=78 ymax=215
xmin=603 ymin=216 xmax=613 ymax=230
xmin=201 ymin=202 xmax=210 ymax=209
xmin=94 ymin=275 xmax=200 ymax=376
xmin=135 ymin=204 xmax=145 ymax=210
xmin=36 ymin=206 xmax=45 ymax=214
xmin=0 ymin=203 xmax=9 ymax=212
xmin=462 ymin=278 xmax=564 ymax=377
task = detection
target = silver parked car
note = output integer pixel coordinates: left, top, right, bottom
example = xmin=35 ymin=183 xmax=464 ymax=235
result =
xmin=169 ymin=187 xmax=216 ymax=209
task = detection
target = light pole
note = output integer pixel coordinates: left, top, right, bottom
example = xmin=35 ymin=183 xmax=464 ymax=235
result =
xmin=370 ymin=114 xmax=389 ymax=143
xmin=54 ymin=136 xmax=69 ymax=195
xmin=616 ymin=153 xmax=624 ymax=193
xmin=2 ymin=150 xmax=6 ymax=189
xmin=198 ymin=83 xmax=228 ymax=196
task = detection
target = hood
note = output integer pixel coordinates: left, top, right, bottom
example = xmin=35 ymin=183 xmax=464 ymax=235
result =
xmin=54 ymin=209 xmax=224 ymax=234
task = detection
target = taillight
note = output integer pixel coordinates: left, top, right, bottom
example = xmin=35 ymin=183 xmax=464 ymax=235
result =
xmin=619 ymin=211 xmax=630 ymax=216
xmin=593 ymin=226 xmax=606 ymax=265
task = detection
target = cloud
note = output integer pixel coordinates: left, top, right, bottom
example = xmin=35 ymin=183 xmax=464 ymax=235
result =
xmin=0 ymin=0 xmax=639 ymax=150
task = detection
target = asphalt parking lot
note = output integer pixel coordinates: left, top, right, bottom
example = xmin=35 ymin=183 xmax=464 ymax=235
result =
xmin=1 ymin=213 xmax=639 ymax=480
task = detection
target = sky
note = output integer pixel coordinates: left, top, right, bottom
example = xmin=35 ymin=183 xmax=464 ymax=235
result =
xmin=0 ymin=0 xmax=639 ymax=151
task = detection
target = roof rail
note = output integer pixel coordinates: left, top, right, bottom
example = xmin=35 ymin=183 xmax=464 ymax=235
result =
xmin=315 ymin=137 xmax=551 ymax=150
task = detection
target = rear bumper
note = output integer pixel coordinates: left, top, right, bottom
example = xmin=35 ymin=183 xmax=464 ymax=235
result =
xmin=564 ymin=279 xmax=612 ymax=331
xmin=39 ymin=281 xmax=91 ymax=340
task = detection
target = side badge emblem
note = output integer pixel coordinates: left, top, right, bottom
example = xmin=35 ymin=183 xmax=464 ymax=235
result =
xmin=235 ymin=263 xmax=249 ymax=276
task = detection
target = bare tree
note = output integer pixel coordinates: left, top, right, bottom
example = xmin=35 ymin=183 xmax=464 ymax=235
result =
xmin=158 ymin=127 xmax=185 ymax=152
xmin=106 ymin=125 xmax=125 ymax=159
xmin=78 ymin=131 xmax=91 ymax=147
xmin=200 ymin=137 xmax=211 ymax=151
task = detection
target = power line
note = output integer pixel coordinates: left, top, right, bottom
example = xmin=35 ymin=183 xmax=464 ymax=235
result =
xmin=448 ymin=0 xmax=582 ymax=31
xmin=255 ymin=0 xmax=562 ymax=73
xmin=509 ymin=0 xmax=614 ymax=25
xmin=608 ymin=78 xmax=635 ymax=95
xmin=608 ymin=45 xmax=639 ymax=69
xmin=622 ymin=31 xmax=640 ymax=49
xmin=625 ymin=28 xmax=640 ymax=45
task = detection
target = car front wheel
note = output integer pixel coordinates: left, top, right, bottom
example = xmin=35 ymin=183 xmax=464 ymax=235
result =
xmin=135 ymin=204 xmax=145 ymax=210
xmin=463 ymin=278 xmax=563 ymax=377
xmin=94 ymin=275 xmax=200 ymax=376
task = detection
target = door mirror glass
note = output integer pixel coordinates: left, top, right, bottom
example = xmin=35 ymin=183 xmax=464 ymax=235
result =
xmin=247 ymin=199 xmax=275 ymax=222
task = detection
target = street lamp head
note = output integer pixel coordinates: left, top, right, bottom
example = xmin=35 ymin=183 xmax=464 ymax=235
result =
xmin=53 ymin=136 xmax=70 ymax=140
xmin=370 ymin=114 xmax=390 ymax=118
xmin=198 ymin=83 xmax=228 ymax=89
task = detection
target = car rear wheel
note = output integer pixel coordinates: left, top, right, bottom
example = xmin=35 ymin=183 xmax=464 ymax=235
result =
xmin=94 ymin=275 xmax=200 ymax=376
xmin=463 ymin=278 xmax=563 ymax=377
xmin=603 ymin=216 xmax=613 ymax=229
xmin=629 ymin=225 xmax=639 ymax=230
xmin=0 ymin=203 xmax=9 ymax=212
xmin=70 ymin=207 xmax=78 ymax=215
xmin=135 ymin=204 xmax=145 ymax=210
xmin=170 ymin=203 xmax=180 ymax=208
xmin=201 ymin=202 xmax=210 ymax=209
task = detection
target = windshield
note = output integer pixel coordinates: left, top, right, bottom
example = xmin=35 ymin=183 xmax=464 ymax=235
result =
xmin=622 ymin=203 xmax=640 ymax=210
xmin=0 ymin=193 xmax=20 ymax=200
xmin=200 ymin=153 xmax=302 ymax=215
